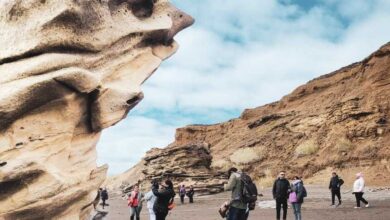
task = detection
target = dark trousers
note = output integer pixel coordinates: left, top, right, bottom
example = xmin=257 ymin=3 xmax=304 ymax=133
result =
xmin=188 ymin=196 xmax=194 ymax=203
xmin=155 ymin=211 xmax=168 ymax=220
xmin=102 ymin=199 xmax=106 ymax=209
xmin=331 ymin=189 xmax=341 ymax=205
xmin=227 ymin=206 xmax=248 ymax=220
xmin=180 ymin=195 xmax=185 ymax=204
xmin=130 ymin=206 xmax=141 ymax=220
xmin=354 ymin=192 xmax=368 ymax=207
xmin=276 ymin=198 xmax=288 ymax=220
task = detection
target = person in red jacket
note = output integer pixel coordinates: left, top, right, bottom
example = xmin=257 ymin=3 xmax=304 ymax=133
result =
xmin=128 ymin=185 xmax=144 ymax=220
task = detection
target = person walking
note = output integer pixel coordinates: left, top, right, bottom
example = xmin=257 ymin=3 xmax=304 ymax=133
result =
xmin=329 ymin=172 xmax=343 ymax=207
xmin=353 ymin=172 xmax=369 ymax=208
xmin=186 ymin=186 xmax=195 ymax=203
xmin=224 ymin=167 xmax=248 ymax=220
xmin=101 ymin=188 xmax=109 ymax=209
xmin=179 ymin=185 xmax=186 ymax=204
xmin=152 ymin=179 xmax=175 ymax=220
xmin=128 ymin=185 xmax=144 ymax=220
xmin=289 ymin=176 xmax=306 ymax=220
xmin=145 ymin=190 xmax=157 ymax=220
xmin=272 ymin=171 xmax=290 ymax=220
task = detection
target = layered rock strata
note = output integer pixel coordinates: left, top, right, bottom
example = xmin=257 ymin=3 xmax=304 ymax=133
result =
xmin=112 ymin=42 xmax=390 ymax=193
xmin=0 ymin=0 xmax=193 ymax=219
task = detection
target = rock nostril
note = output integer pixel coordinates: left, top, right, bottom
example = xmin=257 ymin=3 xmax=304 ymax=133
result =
xmin=130 ymin=0 xmax=155 ymax=18
xmin=126 ymin=93 xmax=144 ymax=106
xmin=126 ymin=97 xmax=140 ymax=105
xmin=0 ymin=161 xmax=7 ymax=167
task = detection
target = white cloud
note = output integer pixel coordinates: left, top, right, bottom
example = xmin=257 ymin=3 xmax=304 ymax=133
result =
xmin=97 ymin=116 xmax=177 ymax=175
xmin=98 ymin=0 xmax=390 ymax=175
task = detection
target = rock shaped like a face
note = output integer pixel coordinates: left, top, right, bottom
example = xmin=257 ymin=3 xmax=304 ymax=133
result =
xmin=0 ymin=0 xmax=193 ymax=219
xmin=0 ymin=0 xmax=194 ymax=131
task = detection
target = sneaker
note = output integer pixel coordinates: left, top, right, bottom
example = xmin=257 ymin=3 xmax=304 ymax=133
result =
xmin=354 ymin=206 xmax=362 ymax=209
xmin=365 ymin=204 xmax=370 ymax=208
xmin=330 ymin=204 xmax=335 ymax=207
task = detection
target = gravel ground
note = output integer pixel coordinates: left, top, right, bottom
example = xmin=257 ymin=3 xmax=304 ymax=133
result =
xmin=91 ymin=185 xmax=390 ymax=220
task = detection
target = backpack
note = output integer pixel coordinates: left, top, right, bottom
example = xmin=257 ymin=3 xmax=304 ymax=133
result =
xmin=240 ymin=173 xmax=258 ymax=210
xmin=301 ymin=185 xmax=307 ymax=198
xmin=339 ymin=178 xmax=344 ymax=187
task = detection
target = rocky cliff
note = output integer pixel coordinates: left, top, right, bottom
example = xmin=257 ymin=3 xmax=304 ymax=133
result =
xmin=0 ymin=0 xmax=193 ymax=219
xmin=111 ymin=42 xmax=390 ymax=194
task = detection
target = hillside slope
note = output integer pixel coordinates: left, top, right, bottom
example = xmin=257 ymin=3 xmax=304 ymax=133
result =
xmin=110 ymin=42 xmax=390 ymax=193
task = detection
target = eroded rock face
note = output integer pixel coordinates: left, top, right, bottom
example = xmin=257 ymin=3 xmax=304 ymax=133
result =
xmin=111 ymin=42 xmax=390 ymax=193
xmin=0 ymin=0 xmax=193 ymax=219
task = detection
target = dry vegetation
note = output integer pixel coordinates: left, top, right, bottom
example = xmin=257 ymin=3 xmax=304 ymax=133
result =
xmin=336 ymin=137 xmax=353 ymax=152
xmin=229 ymin=146 xmax=266 ymax=165
xmin=211 ymin=159 xmax=232 ymax=171
xmin=295 ymin=139 xmax=319 ymax=156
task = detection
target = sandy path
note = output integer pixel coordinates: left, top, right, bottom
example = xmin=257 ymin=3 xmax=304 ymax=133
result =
xmin=90 ymin=185 xmax=390 ymax=220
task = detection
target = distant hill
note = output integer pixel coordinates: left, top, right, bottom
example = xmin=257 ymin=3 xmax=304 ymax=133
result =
xmin=109 ymin=42 xmax=390 ymax=194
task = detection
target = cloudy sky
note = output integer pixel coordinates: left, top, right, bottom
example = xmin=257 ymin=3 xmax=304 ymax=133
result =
xmin=97 ymin=0 xmax=390 ymax=175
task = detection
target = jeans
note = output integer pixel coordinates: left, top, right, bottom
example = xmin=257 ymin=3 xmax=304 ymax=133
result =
xmin=130 ymin=206 xmax=141 ymax=220
xmin=331 ymin=189 xmax=341 ymax=205
xmin=148 ymin=208 xmax=156 ymax=220
xmin=227 ymin=206 xmax=248 ymax=220
xmin=180 ymin=195 xmax=185 ymax=204
xmin=354 ymin=192 xmax=368 ymax=207
xmin=276 ymin=198 xmax=288 ymax=220
xmin=292 ymin=203 xmax=302 ymax=220
xmin=188 ymin=196 xmax=194 ymax=203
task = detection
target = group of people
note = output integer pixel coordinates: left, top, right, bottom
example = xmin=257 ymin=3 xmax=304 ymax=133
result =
xmin=93 ymin=187 xmax=109 ymax=210
xmin=272 ymin=171 xmax=306 ymax=220
xmin=179 ymin=185 xmax=195 ymax=204
xmin=223 ymin=168 xmax=370 ymax=220
xmin=127 ymin=179 xmax=181 ymax=220
xmin=126 ymin=181 xmax=197 ymax=220
xmin=95 ymin=169 xmax=370 ymax=220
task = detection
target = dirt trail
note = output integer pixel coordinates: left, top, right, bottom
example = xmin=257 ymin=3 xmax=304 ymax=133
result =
xmin=91 ymin=185 xmax=390 ymax=220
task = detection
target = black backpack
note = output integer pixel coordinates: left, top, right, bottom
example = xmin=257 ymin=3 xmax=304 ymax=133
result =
xmin=339 ymin=178 xmax=344 ymax=187
xmin=240 ymin=173 xmax=258 ymax=210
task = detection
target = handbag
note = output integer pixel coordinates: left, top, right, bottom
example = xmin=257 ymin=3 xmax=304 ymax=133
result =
xmin=218 ymin=201 xmax=230 ymax=218
xmin=168 ymin=197 xmax=175 ymax=210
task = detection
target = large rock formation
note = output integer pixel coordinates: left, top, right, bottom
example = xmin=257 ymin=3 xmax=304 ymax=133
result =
xmin=111 ymin=42 xmax=390 ymax=194
xmin=0 ymin=0 xmax=193 ymax=219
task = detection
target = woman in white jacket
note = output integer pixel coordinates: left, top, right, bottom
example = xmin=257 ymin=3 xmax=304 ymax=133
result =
xmin=353 ymin=172 xmax=369 ymax=208
xmin=145 ymin=190 xmax=157 ymax=220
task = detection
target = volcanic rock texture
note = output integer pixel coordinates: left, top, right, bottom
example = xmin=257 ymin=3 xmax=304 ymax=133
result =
xmin=112 ymin=42 xmax=390 ymax=194
xmin=0 ymin=0 xmax=193 ymax=219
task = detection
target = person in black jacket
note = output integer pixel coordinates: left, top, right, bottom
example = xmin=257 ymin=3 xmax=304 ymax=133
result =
xmin=101 ymin=188 xmax=109 ymax=209
xmin=329 ymin=172 xmax=343 ymax=207
xmin=152 ymin=179 xmax=175 ymax=220
xmin=272 ymin=171 xmax=290 ymax=220
xmin=186 ymin=186 xmax=195 ymax=203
